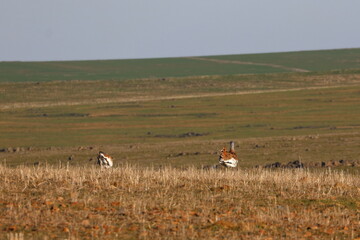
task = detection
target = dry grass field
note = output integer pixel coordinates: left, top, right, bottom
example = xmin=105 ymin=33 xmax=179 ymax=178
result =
xmin=1 ymin=165 xmax=360 ymax=239
xmin=1 ymin=49 xmax=360 ymax=239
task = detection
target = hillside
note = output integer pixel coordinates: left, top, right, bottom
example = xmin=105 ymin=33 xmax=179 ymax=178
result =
xmin=205 ymin=48 xmax=360 ymax=72
xmin=1 ymin=48 xmax=360 ymax=83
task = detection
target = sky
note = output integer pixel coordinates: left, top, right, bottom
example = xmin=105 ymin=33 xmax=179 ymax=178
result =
xmin=1 ymin=0 xmax=360 ymax=61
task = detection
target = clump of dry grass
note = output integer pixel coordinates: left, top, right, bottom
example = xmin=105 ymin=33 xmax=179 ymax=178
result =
xmin=1 ymin=165 xmax=359 ymax=239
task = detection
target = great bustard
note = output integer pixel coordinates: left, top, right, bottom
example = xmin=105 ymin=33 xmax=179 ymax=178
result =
xmin=219 ymin=141 xmax=238 ymax=168
xmin=97 ymin=151 xmax=113 ymax=168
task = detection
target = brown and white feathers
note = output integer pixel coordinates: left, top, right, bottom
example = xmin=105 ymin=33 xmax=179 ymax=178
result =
xmin=97 ymin=151 xmax=113 ymax=168
xmin=219 ymin=141 xmax=238 ymax=168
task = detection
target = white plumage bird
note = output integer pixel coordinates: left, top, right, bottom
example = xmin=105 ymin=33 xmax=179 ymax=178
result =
xmin=97 ymin=151 xmax=113 ymax=168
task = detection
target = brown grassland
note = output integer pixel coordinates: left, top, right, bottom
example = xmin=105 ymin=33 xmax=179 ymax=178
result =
xmin=1 ymin=165 xmax=360 ymax=240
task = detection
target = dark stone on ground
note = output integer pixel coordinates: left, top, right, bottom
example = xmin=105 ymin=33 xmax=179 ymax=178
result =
xmin=261 ymin=159 xmax=360 ymax=169
xmin=264 ymin=162 xmax=282 ymax=168
xmin=285 ymin=160 xmax=304 ymax=168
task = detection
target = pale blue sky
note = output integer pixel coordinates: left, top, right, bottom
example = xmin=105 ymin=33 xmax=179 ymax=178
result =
xmin=1 ymin=0 xmax=360 ymax=61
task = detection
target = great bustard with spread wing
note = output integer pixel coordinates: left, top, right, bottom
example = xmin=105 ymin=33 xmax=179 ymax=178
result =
xmin=219 ymin=141 xmax=238 ymax=168
xmin=97 ymin=151 xmax=113 ymax=168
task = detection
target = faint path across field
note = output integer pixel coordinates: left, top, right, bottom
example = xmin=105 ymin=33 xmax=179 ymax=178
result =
xmin=0 ymin=85 xmax=353 ymax=110
xmin=188 ymin=57 xmax=310 ymax=73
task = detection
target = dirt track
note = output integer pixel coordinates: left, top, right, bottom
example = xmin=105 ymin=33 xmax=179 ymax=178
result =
xmin=188 ymin=57 xmax=310 ymax=73
xmin=0 ymin=85 xmax=353 ymax=110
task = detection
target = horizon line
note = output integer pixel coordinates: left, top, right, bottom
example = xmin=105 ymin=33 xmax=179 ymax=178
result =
xmin=1 ymin=47 xmax=359 ymax=64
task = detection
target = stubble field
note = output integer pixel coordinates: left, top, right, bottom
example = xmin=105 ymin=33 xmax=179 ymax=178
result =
xmin=1 ymin=165 xmax=360 ymax=239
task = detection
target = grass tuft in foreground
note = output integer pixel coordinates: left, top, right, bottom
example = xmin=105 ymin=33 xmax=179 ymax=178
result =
xmin=1 ymin=165 xmax=359 ymax=239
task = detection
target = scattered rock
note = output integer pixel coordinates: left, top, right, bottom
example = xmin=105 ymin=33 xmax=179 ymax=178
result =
xmin=1 ymin=147 xmax=33 ymax=153
xmin=254 ymin=144 xmax=265 ymax=149
xmin=167 ymin=152 xmax=201 ymax=158
xmin=179 ymin=132 xmax=207 ymax=138
xmin=154 ymin=132 xmax=208 ymax=138
xmin=261 ymin=159 xmax=360 ymax=169
xmin=0 ymin=146 xmax=37 ymax=153
xmin=265 ymin=160 xmax=303 ymax=169
xmin=284 ymin=160 xmax=303 ymax=168
xmin=264 ymin=162 xmax=282 ymax=168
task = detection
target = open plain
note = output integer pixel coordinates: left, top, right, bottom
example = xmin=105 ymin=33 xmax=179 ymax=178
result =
xmin=1 ymin=49 xmax=360 ymax=239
